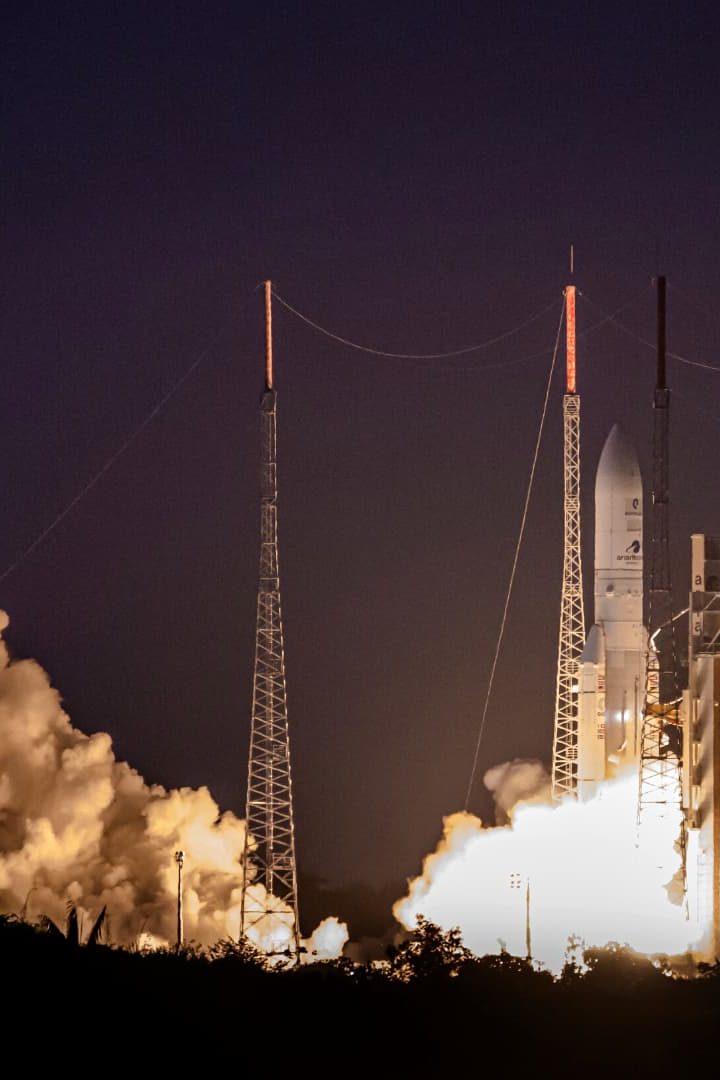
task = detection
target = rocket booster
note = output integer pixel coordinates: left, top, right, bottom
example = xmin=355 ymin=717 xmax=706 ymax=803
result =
xmin=577 ymin=424 xmax=646 ymax=799
xmin=576 ymin=625 xmax=606 ymax=800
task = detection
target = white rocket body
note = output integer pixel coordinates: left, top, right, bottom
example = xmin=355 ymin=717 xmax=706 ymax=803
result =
xmin=577 ymin=424 xmax=646 ymax=800
xmin=576 ymin=625 xmax=606 ymax=800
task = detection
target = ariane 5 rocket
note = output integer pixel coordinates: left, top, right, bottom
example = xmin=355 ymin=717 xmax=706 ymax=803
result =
xmin=577 ymin=423 xmax=646 ymax=800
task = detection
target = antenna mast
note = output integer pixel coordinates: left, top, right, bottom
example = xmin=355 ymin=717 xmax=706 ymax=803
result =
xmin=265 ymin=279 xmax=273 ymax=390
xmin=637 ymin=277 xmax=684 ymax=840
xmin=240 ymin=281 xmax=301 ymax=952
xmin=551 ymin=284 xmax=585 ymax=799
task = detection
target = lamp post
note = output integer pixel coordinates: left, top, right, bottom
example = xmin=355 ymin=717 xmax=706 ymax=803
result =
xmin=510 ymin=872 xmax=532 ymax=962
xmin=175 ymin=850 xmax=185 ymax=951
xmin=525 ymin=878 xmax=532 ymax=963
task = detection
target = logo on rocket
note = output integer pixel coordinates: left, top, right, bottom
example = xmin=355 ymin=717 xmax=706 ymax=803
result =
xmin=626 ymin=540 xmax=641 ymax=554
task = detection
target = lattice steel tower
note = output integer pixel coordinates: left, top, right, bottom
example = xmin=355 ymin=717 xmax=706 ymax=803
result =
xmin=551 ymin=286 xmax=585 ymax=800
xmin=637 ymin=277 xmax=684 ymax=829
xmin=240 ymin=281 xmax=300 ymax=951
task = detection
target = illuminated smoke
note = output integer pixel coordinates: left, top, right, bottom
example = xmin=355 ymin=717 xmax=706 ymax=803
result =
xmin=0 ymin=613 xmax=347 ymax=957
xmin=394 ymin=759 xmax=699 ymax=973
xmin=483 ymin=758 xmax=551 ymax=823
xmin=305 ymin=916 xmax=349 ymax=960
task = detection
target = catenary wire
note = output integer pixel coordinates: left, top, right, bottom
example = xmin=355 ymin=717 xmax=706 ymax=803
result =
xmin=575 ymin=282 xmax=653 ymax=338
xmin=411 ymin=303 xmax=658 ymax=376
xmin=463 ymin=300 xmax=566 ymax=810
xmin=581 ymin=293 xmax=720 ymax=373
xmin=272 ymin=282 xmax=651 ymax=375
xmin=0 ymin=286 xmax=262 ymax=586
xmin=0 ymin=284 xmax=651 ymax=589
xmin=272 ymin=289 xmax=559 ymax=359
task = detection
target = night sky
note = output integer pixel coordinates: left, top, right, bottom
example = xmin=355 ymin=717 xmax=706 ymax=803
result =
xmin=2 ymin=3 xmax=720 ymax=934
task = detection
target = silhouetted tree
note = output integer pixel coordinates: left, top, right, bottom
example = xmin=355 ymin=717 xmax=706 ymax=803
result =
xmin=386 ymin=915 xmax=471 ymax=981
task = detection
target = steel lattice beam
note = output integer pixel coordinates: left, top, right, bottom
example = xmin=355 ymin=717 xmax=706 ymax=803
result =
xmin=240 ymin=286 xmax=300 ymax=952
xmin=637 ymin=366 xmax=684 ymax=831
xmin=551 ymin=386 xmax=585 ymax=800
xmin=637 ymin=278 xmax=685 ymax=902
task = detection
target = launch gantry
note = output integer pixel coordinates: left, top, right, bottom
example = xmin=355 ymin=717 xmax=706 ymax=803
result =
xmin=637 ymin=277 xmax=684 ymax=838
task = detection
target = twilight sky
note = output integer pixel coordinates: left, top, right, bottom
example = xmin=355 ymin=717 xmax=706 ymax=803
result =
xmin=2 ymin=3 xmax=720 ymax=932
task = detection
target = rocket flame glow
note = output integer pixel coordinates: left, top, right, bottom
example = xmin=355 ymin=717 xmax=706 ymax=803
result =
xmin=394 ymin=760 xmax=700 ymax=974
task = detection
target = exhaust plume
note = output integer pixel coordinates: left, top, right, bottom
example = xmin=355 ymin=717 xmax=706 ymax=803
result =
xmin=395 ymin=759 xmax=699 ymax=973
xmin=0 ymin=613 xmax=347 ymax=956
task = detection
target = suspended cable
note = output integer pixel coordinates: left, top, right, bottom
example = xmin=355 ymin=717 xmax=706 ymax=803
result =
xmin=0 ymin=286 xmax=262 ymax=586
xmin=669 ymin=352 xmax=720 ymax=373
xmin=272 ymin=289 xmax=559 ymax=360
xmin=410 ymin=305 xmax=630 ymax=377
xmin=272 ymin=287 xmax=648 ymax=377
xmin=576 ymin=283 xmax=653 ymax=336
xmin=463 ymin=301 xmax=566 ymax=810
xmin=582 ymin=294 xmax=720 ymax=372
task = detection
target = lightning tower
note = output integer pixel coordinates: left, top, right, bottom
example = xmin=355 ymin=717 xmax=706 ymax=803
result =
xmin=240 ymin=281 xmax=301 ymax=951
xmin=551 ymin=285 xmax=586 ymax=800
xmin=637 ymin=277 xmax=684 ymax=831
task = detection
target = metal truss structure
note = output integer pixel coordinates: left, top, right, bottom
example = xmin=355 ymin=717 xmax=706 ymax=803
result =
xmin=240 ymin=284 xmax=300 ymax=952
xmin=551 ymin=287 xmax=586 ymax=800
xmin=637 ymin=277 xmax=684 ymax=839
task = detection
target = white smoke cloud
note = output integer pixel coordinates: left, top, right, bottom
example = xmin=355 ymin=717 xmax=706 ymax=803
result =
xmin=483 ymin=758 xmax=551 ymax=823
xmin=0 ymin=613 xmax=347 ymax=957
xmin=394 ymin=762 xmax=700 ymax=973
xmin=305 ymin=916 xmax=349 ymax=960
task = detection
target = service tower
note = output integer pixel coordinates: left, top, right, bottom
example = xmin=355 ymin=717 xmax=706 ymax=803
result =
xmin=240 ymin=282 xmax=301 ymax=953
xmin=551 ymin=285 xmax=586 ymax=800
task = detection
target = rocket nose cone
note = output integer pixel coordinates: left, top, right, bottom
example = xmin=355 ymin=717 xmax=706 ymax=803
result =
xmin=596 ymin=423 xmax=641 ymax=485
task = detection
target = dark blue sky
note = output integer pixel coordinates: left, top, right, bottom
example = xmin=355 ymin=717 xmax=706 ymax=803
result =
xmin=2 ymin=3 xmax=720 ymax=931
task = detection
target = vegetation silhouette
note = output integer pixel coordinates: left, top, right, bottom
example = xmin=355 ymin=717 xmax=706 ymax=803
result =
xmin=40 ymin=901 xmax=107 ymax=947
xmin=1 ymin=912 xmax=718 ymax=1071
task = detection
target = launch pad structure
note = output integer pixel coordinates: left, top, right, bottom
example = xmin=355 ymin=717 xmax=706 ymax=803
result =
xmin=637 ymin=276 xmax=684 ymax=831
xmin=551 ymin=285 xmax=585 ymax=800
xmin=551 ymin=277 xmax=676 ymax=810
xmin=240 ymin=282 xmax=301 ymax=953
xmin=232 ymin=272 xmax=720 ymax=960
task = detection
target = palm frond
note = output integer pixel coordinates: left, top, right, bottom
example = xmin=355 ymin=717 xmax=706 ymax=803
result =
xmin=39 ymin=915 xmax=66 ymax=941
xmin=86 ymin=906 xmax=107 ymax=947
xmin=65 ymin=903 xmax=80 ymax=947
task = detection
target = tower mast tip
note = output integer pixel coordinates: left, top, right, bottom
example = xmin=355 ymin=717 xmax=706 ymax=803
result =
xmin=264 ymin=280 xmax=273 ymax=390
xmin=565 ymin=284 xmax=577 ymax=394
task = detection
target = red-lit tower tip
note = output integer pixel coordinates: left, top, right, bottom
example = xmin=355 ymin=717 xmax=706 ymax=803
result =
xmin=565 ymin=285 xmax=576 ymax=394
xmin=264 ymin=279 xmax=273 ymax=390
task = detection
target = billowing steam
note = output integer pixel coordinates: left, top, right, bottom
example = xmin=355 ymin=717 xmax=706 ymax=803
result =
xmin=395 ymin=758 xmax=700 ymax=973
xmin=2 ymin=606 xmax=700 ymax=973
xmin=483 ymin=757 xmax=551 ymax=823
xmin=0 ymin=613 xmax=347 ymax=957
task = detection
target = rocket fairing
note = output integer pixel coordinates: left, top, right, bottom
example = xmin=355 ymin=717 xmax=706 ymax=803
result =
xmin=577 ymin=424 xmax=647 ymax=800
